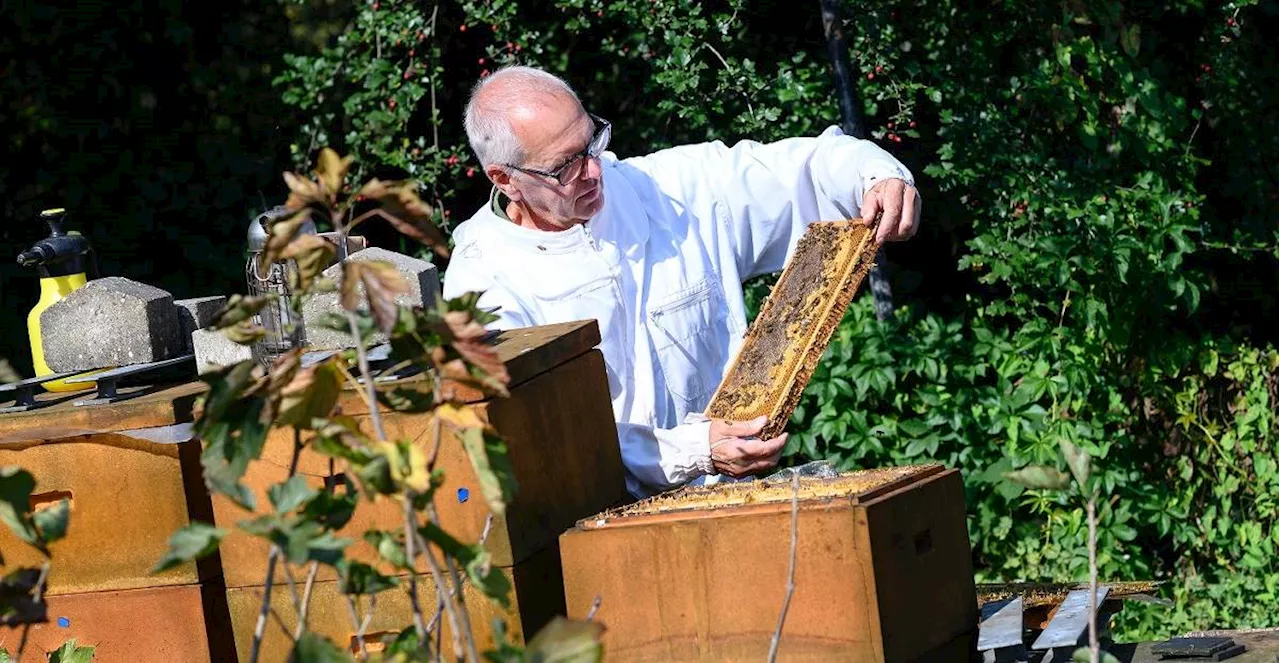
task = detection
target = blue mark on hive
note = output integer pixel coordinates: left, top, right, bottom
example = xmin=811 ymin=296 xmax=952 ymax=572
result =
xmin=457 ymin=487 xmax=470 ymax=503
xmin=57 ymin=617 xmax=70 ymax=628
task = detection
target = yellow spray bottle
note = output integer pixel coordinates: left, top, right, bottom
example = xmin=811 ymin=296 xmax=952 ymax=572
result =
xmin=17 ymin=208 xmax=98 ymax=392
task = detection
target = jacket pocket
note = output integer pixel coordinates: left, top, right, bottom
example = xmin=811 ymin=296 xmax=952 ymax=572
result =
xmin=649 ymin=278 xmax=729 ymax=409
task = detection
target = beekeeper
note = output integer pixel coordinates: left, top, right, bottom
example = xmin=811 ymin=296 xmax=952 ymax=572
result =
xmin=442 ymin=66 xmax=920 ymax=498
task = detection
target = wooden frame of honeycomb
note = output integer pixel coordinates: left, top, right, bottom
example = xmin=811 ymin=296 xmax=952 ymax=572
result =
xmin=705 ymin=220 xmax=879 ymax=439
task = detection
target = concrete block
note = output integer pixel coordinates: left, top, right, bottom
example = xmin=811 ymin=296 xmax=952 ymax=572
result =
xmin=40 ymin=276 xmax=184 ymax=372
xmin=301 ymin=247 xmax=440 ymax=350
xmin=174 ymin=296 xmax=226 ymax=352
xmin=192 ymin=328 xmax=254 ymax=374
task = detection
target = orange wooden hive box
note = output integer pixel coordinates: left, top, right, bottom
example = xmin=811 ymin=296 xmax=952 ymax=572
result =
xmin=559 ymin=464 xmax=978 ymax=663
xmin=215 ymin=320 xmax=628 ymax=661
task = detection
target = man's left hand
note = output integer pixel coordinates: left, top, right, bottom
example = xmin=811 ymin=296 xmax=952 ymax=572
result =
xmin=860 ymin=178 xmax=921 ymax=244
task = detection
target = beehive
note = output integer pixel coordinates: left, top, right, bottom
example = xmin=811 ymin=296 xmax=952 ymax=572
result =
xmin=705 ymin=221 xmax=878 ymax=439
xmin=560 ymin=464 xmax=978 ymax=662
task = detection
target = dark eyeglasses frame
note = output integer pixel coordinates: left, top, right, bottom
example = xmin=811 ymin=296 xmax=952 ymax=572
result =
xmin=503 ymin=113 xmax=611 ymax=186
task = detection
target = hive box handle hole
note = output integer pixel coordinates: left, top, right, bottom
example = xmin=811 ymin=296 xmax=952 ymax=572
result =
xmin=350 ymin=632 xmax=392 ymax=654
xmin=29 ymin=490 xmax=73 ymax=512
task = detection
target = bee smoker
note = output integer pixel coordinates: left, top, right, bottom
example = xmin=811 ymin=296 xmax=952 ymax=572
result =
xmin=244 ymin=206 xmax=316 ymax=366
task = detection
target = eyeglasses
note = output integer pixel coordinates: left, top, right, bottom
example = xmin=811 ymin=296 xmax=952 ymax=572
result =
xmin=505 ymin=113 xmax=612 ymax=186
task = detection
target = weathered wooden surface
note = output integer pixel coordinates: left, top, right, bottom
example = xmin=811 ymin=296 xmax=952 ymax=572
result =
xmin=214 ymin=347 xmax=624 ymax=587
xmin=0 ymin=582 xmax=234 ymax=662
xmin=559 ymin=467 xmax=977 ymax=662
xmin=0 ymin=432 xmax=215 ymax=595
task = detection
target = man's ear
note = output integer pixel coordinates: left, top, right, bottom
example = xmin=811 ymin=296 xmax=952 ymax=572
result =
xmin=487 ymin=165 xmax=522 ymax=202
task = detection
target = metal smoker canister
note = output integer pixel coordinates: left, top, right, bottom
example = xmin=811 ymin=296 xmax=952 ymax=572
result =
xmin=245 ymin=206 xmax=316 ymax=366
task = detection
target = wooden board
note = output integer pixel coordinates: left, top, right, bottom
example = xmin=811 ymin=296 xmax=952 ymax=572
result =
xmin=0 ymin=432 xmax=216 ymax=595
xmin=225 ymin=545 xmax=565 ymax=662
xmin=213 ymin=349 xmax=626 ymax=587
xmin=0 ymin=582 xmax=234 ymax=663
xmin=559 ymin=467 xmax=976 ymax=663
xmin=0 ymin=320 xmax=601 ymax=443
xmin=705 ymin=222 xmax=877 ymax=440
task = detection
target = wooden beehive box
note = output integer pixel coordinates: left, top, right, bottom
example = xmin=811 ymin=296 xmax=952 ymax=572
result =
xmin=706 ymin=221 xmax=878 ymax=440
xmin=559 ymin=464 xmax=978 ymax=662
xmin=215 ymin=320 xmax=627 ymax=658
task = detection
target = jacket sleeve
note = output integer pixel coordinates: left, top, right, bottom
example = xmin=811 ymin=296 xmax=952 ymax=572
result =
xmin=624 ymin=125 xmax=914 ymax=280
xmin=616 ymin=418 xmax=714 ymax=498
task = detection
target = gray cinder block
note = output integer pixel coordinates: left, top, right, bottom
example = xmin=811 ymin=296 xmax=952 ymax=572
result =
xmin=174 ymin=296 xmax=227 ymax=352
xmin=40 ymin=277 xmax=184 ymax=372
xmin=191 ymin=328 xmax=254 ymax=374
xmin=301 ymin=247 xmax=440 ymax=350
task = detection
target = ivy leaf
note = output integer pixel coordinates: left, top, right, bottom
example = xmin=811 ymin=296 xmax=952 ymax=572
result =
xmin=289 ymin=632 xmax=351 ymax=663
xmin=283 ymin=233 xmax=337 ymax=289
xmin=314 ymin=147 xmax=354 ymax=201
xmin=523 ymin=617 xmax=605 ymax=663
xmin=32 ymin=499 xmax=70 ymax=545
xmin=47 ymin=640 xmax=95 ymax=663
xmin=277 ymin=361 xmax=343 ymax=428
xmin=0 ymin=468 xmax=41 ymax=553
xmin=207 ymin=294 xmax=274 ymax=330
xmin=268 ymin=476 xmax=319 ymax=514
xmin=1004 ymin=464 xmax=1071 ymax=491
xmin=341 ymin=260 xmax=409 ymax=334
xmin=357 ymin=179 xmax=449 ymax=257
xmin=338 ymin=560 xmax=399 ymax=596
xmin=459 ymin=428 xmax=517 ymax=516
xmin=153 ymin=523 xmax=226 ymax=573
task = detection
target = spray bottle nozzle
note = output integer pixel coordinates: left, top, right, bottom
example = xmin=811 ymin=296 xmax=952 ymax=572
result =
xmin=18 ymin=208 xmax=92 ymax=278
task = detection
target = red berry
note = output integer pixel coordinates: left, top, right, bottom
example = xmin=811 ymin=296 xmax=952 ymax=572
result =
xmin=412 ymin=148 xmax=421 ymax=156
xmin=480 ymin=68 xmax=490 ymax=77
xmin=372 ymin=2 xmax=379 ymax=9
xmin=444 ymin=210 xmax=452 ymax=218
xmin=418 ymin=30 xmax=426 ymax=41
xmin=875 ymin=65 xmax=884 ymax=73
xmin=388 ymin=99 xmax=397 ymax=109
xmin=596 ymin=9 xmax=604 ymax=16
xmin=478 ymin=57 xmax=486 ymax=65
xmin=909 ymin=120 xmax=917 ymax=128
xmin=894 ymin=135 xmax=902 ymax=143
xmin=887 ymin=121 xmax=895 ymax=129
xmin=356 ymin=195 xmax=366 ymax=202
xmin=866 ymin=73 xmax=875 ymax=80
xmin=459 ymin=24 xmax=467 ymax=32
xmin=1227 ymin=17 xmax=1237 ymax=26
xmin=409 ymin=48 xmax=415 ymax=56
xmin=466 ymin=167 xmax=476 ymax=178
xmin=506 ymin=41 xmax=514 ymax=50
xmin=514 ymin=44 xmax=522 ymax=52
xmin=403 ymin=70 xmax=411 ymax=80
xmin=491 ymin=24 xmax=498 ymax=32
xmin=1195 ymin=76 xmax=1202 ymax=83
xmin=888 ymin=132 xmax=897 ymax=141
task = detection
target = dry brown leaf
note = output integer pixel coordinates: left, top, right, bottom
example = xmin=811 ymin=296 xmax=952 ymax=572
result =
xmin=340 ymin=261 xmax=410 ymax=333
xmin=277 ymin=361 xmax=343 ymax=428
xmin=442 ymin=310 xmax=510 ymax=386
xmin=282 ymin=233 xmax=336 ymax=287
xmin=357 ymin=179 xmax=450 ymax=258
xmin=260 ymin=208 xmax=312 ymax=270
xmin=223 ymin=320 xmax=267 ymax=345
xmin=315 ymin=148 xmax=354 ymax=202
xmin=209 ymin=294 xmax=274 ymax=329
xmin=283 ymin=171 xmax=324 ymax=210
xmin=267 ymin=348 xmax=303 ymax=393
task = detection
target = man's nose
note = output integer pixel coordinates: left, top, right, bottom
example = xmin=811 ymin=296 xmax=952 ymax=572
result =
xmin=583 ymin=155 xmax=602 ymax=181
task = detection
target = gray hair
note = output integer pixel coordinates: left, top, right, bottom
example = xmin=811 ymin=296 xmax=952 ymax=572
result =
xmin=463 ymin=65 xmax=582 ymax=167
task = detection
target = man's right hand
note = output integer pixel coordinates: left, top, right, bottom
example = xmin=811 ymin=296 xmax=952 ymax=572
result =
xmin=709 ymin=416 xmax=788 ymax=478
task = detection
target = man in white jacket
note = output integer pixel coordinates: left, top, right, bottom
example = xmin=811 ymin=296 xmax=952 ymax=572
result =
xmin=442 ymin=66 xmax=920 ymax=499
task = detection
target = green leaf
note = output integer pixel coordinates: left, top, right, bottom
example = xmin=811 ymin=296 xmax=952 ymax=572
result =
xmin=153 ymin=523 xmax=227 ymax=573
xmin=289 ymin=632 xmax=352 ymax=663
xmin=0 ymin=568 xmax=46 ymax=626
xmin=33 ymin=499 xmax=71 ymax=545
xmin=0 ymin=468 xmax=42 ymax=553
xmin=47 ymin=639 xmax=95 ymax=663
xmin=523 ymin=617 xmax=604 ymax=663
xmin=1072 ymin=647 xmax=1122 ymax=663
xmin=1003 ymin=464 xmax=1071 ymax=491
xmin=338 ymin=560 xmax=400 ymax=596
xmin=355 ymin=455 xmax=397 ymax=497
xmin=460 ymin=428 xmax=518 ymax=516
xmin=363 ymin=530 xmax=410 ymax=569
xmin=269 ymin=476 xmax=320 ymax=514
xmin=277 ymin=362 xmax=344 ymax=428
xmin=467 ymin=548 xmax=513 ymax=608
xmin=303 ymin=481 xmax=358 ymax=531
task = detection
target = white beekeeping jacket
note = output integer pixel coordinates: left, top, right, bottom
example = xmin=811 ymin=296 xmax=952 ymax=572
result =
xmin=441 ymin=126 xmax=913 ymax=498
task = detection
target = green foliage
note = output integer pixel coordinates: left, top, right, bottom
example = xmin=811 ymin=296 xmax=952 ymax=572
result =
xmin=153 ymin=523 xmax=227 ymax=574
xmin=273 ymin=0 xmax=1276 ymax=642
xmin=47 ymin=640 xmax=96 ymax=663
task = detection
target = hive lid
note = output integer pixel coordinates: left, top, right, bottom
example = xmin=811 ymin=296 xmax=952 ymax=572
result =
xmin=0 ymin=319 xmax=601 ymax=443
xmin=705 ymin=221 xmax=879 ymax=440
xmin=576 ymin=464 xmax=944 ymax=530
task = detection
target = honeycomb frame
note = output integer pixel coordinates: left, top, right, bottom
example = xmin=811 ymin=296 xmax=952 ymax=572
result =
xmin=705 ymin=220 xmax=879 ymax=439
